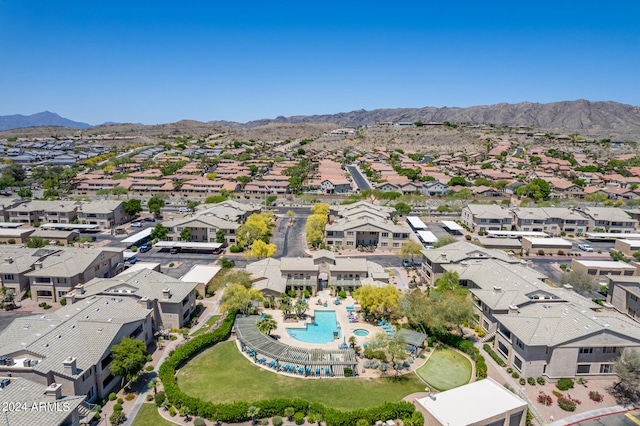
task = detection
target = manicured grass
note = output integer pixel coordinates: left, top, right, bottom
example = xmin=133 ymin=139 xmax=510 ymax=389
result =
xmin=190 ymin=315 xmax=221 ymax=337
xmin=131 ymin=403 xmax=174 ymax=426
xmin=415 ymin=347 xmax=472 ymax=391
xmin=178 ymin=341 xmax=425 ymax=411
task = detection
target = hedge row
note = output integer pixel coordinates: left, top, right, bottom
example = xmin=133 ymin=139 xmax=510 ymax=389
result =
xmin=158 ymin=312 xmax=423 ymax=426
xmin=483 ymin=343 xmax=507 ymax=367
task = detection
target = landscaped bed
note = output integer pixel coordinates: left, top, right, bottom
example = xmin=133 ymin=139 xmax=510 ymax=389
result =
xmin=177 ymin=341 xmax=426 ymax=411
xmin=415 ymin=347 xmax=472 ymax=391
xmin=190 ymin=315 xmax=221 ymax=337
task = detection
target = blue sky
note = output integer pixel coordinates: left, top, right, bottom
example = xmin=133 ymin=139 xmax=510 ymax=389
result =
xmin=1 ymin=0 xmax=639 ymax=125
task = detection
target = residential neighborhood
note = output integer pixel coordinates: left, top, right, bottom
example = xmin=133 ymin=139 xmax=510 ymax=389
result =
xmin=1 ymin=128 xmax=640 ymax=426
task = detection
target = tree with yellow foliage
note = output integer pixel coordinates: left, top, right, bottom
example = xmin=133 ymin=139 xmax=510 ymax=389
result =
xmin=352 ymin=284 xmax=401 ymax=321
xmin=244 ymin=239 xmax=277 ymax=260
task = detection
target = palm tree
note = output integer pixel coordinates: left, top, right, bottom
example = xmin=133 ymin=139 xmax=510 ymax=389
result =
xmin=247 ymin=406 xmax=260 ymax=425
xmin=257 ymin=314 xmax=278 ymax=336
xmin=348 ymin=336 xmax=357 ymax=349
xmin=148 ymin=378 xmax=157 ymax=394
xmin=294 ymin=298 xmax=308 ymax=318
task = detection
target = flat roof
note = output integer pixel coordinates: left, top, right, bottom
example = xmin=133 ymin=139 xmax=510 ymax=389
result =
xmin=180 ymin=264 xmax=222 ymax=283
xmin=41 ymin=223 xmax=99 ymax=229
xmin=0 ymin=222 xmax=25 ymax=228
xmin=487 ymin=230 xmax=548 ymax=237
xmin=586 ymin=232 xmax=640 ymax=239
xmin=441 ymin=220 xmax=463 ymax=231
xmin=120 ymin=228 xmax=152 ymax=244
xmin=417 ymin=378 xmax=527 ymax=426
xmin=417 ymin=230 xmax=438 ymax=243
xmin=617 ymin=239 xmax=640 ymax=247
xmin=574 ymin=260 xmax=637 ymax=269
xmin=523 ymin=237 xmax=573 ymax=246
xmin=155 ymin=241 xmax=223 ymax=249
xmin=407 ymin=216 xmax=428 ymax=230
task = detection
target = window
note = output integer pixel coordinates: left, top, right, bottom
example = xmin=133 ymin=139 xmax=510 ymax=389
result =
xmin=631 ymin=295 xmax=638 ymax=302
xmin=346 ymin=241 xmax=354 ymax=246
xmin=392 ymin=243 xmax=400 ymax=248
xmin=516 ymin=339 xmax=524 ymax=350
xmin=576 ymin=364 xmax=591 ymax=374
xmin=381 ymin=232 xmax=389 ymax=237
xmin=579 ymin=347 xmax=593 ymax=354
xmin=600 ymin=364 xmax=613 ymax=374
xmin=380 ymin=242 xmax=388 ymax=247
xmin=327 ymin=241 xmax=334 ymax=245
xmin=513 ymin=356 xmax=522 ymax=371
xmin=603 ymin=347 xmax=617 ymax=354
xmin=3 ymin=274 xmax=14 ymax=280
xmin=346 ymin=231 xmax=354 ymax=236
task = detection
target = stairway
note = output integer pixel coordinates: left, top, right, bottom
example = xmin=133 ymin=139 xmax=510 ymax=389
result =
xmin=479 ymin=330 xmax=496 ymax=343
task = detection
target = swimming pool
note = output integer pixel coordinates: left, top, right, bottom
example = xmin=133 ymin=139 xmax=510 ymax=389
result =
xmin=353 ymin=329 xmax=369 ymax=337
xmin=286 ymin=310 xmax=341 ymax=344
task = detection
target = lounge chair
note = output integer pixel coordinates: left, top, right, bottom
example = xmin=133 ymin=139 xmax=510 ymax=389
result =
xmin=325 ymin=368 xmax=331 ymax=376
xmin=298 ymin=367 xmax=304 ymax=374
xmin=316 ymin=367 xmax=321 ymax=375
xmin=268 ymin=360 xmax=275 ymax=367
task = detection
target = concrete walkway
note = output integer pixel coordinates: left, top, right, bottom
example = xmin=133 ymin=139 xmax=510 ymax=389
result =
xmin=547 ymin=404 xmax=640 ymax=425
xmin=393 ymin=268 xmax=409 ymax=290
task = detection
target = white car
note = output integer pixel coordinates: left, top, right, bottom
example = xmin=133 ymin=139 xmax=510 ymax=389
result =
xmin=131 ymin=222 xmax=142 ymax=228
xmin=178 ymin=207 xmax=192 ymax=213
xmin=578 ymin=244 xmax=594 ymax=252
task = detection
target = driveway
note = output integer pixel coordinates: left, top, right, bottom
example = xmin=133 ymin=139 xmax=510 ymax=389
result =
xmin=347 ymin=165 xmax=371 ymax=190
xmin=273 ymin=216 xmax=307 ymax=258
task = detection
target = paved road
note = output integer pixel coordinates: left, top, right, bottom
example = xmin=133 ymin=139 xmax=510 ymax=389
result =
xmin=272 ymin=216 xmax=307 ymax=258
xmin=347 ymin=165 xmax=371 ymax=190
xmin=573 ymin=411 xmax=640 ymax=426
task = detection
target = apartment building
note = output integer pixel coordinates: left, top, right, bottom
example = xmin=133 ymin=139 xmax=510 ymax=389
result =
xmin=27 ymin=247 xmax=124 ymax=302
xmin=570 ymin=259 xmax=638 ymax=278
xmin=461 ymin=204 xmax=512 ymax=233
xmin=67 ymin=268 xmax=198 ymax=330
xmin=77 ymin=200 xmax=130 ymax=229
xmin=512 ymin=207 xmax=590 ymax=235
xmin=580 ymin=207 xmax=638 ymax=233
xmin=606 ymin=275 xmax=640 ymax=322
xmin=7 ymin=201 xmax=78 ymax=225
xmin=0 ymin=297 xmax=153 ymax=402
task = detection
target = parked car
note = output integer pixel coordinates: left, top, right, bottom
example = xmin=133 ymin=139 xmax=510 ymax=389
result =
xmin=131 ymin=222 xmax=142 ymax=228
xmin=578 ymin=244 xmax=594 ymax=252
xmin=402 ymin=259 xmax=412 ymax=267
xmin=170 ymin=247 xmax=181 ymax=254
xmin=143 ymin=217 xmax=156 ymax=222
xmin=212 ymin=247 xmax=223 ymax=255
xmin=139 ymin=244 xmax=151 ymax=253
xmin=178 ymin=207 xmax=192 ymax=213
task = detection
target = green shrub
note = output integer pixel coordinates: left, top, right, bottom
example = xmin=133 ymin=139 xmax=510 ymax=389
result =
xmin=557 ymin=396 xmax=576 ymax=411
xmin=110 ymin=410 xmax=126 ymax=425
xmin=344 ymin=367 xmax=353 ymax=377
xmin=506 ymin=367 xmax=513 ymax=374
xmin=113 ymin=403 xmax=123 ymax=412
xmin=260 ymin=419 xmax=269 ymax=426
xmin=519 ymin=378 xmax=526 ymax=385
xmin=117 ymin=398 xmax=123 ymax=404
xmin=125 ymin=393 xmax=135 ymax=401
xmin=552 ymin=390 xmax=562 ymax=398
xmin=194 ymin=419 xmax=206 ymax=426
xmin=338 ymin=290 xmax=347 ymax=299
xmin=146 ymin=394 xmax=154 ymax=402
xmin=146 ymin=365 xmax=154 ymax=371
xmin=7 ymin=239 xmax=15 ymax=244
xmin=537 ymin=377 xmax=546 ymax=385
xmin=59 ymin=298 xmax=66 ymax=306
xmin=272 ymin=416 xmax=283 ymax=426
xmin=511 ymin=372 xmax=520 ymax=379
xmin=294 ymin=412 xmax=305 ymax=425
xmin=221 ymin=257 xmax=235 ymax=268
xmin=483 ymin=344 xmax=506 ymax=367
xmin=154 ymin=391 xmax=166 ymax=407
xmin=108 ymin=393 xmax=117 ymax=401
xmin=527 ymin=377 xmax=536 ymax=386
xmin=169 ymin=406 xmax=177 ymax=417
xmin=169 ymin=262 xmax=175 ymax=267
xmin=229 ymin=245 xmax=243 ymax=253
xmin=556 ymin=378 xmax=574 ymax=391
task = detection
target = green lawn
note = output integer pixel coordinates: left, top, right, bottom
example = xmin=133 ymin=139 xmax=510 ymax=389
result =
xmin=190 ymin=315 xmax=221 ymax=337
xmin=415 ymin=347 xmax=472 ymax=391
xmin=131 ymin=403 xmax=174 ymax=426
xmin=178 ymin=341 xmax=425 ymax=411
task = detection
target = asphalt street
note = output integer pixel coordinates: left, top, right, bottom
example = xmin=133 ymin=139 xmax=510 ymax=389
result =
xmin=574 ymin=411 xmax=640 ymax=426
xmin=347 ymin=165 xmax=371 ymax=190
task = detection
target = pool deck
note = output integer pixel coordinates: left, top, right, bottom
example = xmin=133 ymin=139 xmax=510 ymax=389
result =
xmin=241 ymin=292 xmax=429 ymax=379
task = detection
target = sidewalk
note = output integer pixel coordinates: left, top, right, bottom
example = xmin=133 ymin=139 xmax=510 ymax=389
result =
xmin=547 ymin=405 xmax=640 ymax=425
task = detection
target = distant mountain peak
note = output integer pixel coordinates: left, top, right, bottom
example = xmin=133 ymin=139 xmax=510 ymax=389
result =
xmin=0 ymin=111 xmax=91 ymax=131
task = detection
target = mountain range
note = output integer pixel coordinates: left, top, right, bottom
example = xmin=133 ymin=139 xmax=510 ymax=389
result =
xmin=0 ymin=111 xmax=91 ymax=132
xmin=2 ymin=100 xmax=640 ymax=136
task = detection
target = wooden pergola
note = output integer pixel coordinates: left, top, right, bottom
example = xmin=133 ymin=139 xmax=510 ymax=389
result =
xmin=234 ymin=315 xmax=358 ymax=377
